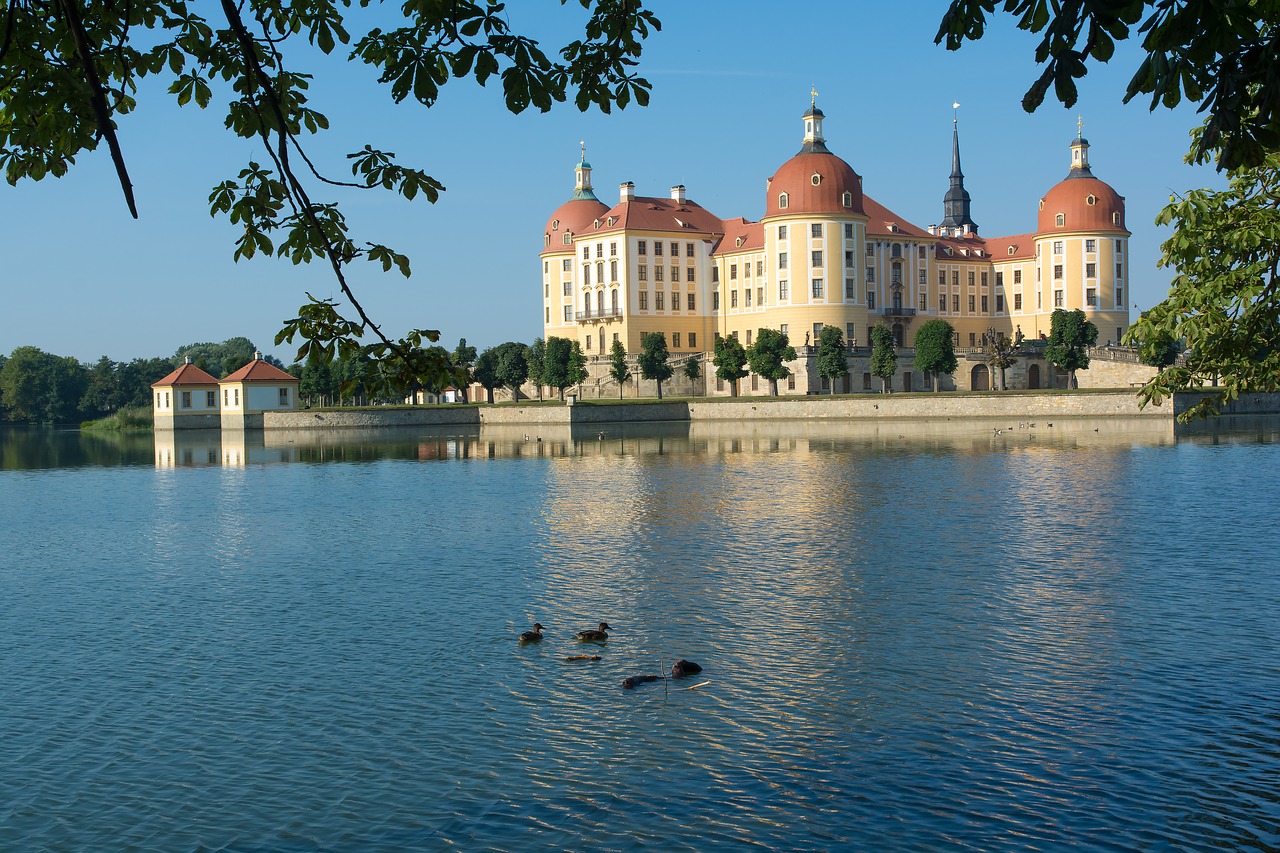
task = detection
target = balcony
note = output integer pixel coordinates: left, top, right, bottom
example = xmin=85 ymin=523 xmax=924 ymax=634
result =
xmin=576 ymin=308 xmax=623 ymax=322
xmin=882 ymin=305 xmax=917 ymax=317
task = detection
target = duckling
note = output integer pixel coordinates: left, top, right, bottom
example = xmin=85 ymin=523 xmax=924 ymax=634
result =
xmin=519 ymin=623 xmax=545 ymax=643
xmin=577 ymin=621 xmax=612 ymax=642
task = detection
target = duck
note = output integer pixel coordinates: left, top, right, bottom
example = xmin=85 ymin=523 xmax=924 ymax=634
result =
xmin=519 ymin=623 xmax=544 ymax=643
xmin=671 ymin=659 xmax=703 ymax=679
xmin=577 ymin=621 xmax=612 ymax=642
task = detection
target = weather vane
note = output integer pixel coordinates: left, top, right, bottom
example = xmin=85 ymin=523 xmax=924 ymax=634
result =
xmin=953 ymin=101 xmax=960 ymax=125
xmin=580 ymin=139 xmax=586 ymax=160
xmin=1077 ymin=115 xmax=1084 ymax=137
xmin=810 ymin=85 xmax=818 ymax=107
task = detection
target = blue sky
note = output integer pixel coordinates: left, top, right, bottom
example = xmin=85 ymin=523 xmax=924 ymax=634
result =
xmin=4 ymin=2 xmax=1219 ymax=364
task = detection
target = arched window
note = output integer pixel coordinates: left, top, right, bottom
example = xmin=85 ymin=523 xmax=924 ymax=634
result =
xmin=1113 ymin=211 xmax=1121 ymax=225
xmin=544 ymin=235 xmax=550 ymax=247
xmin=611 ymin=288 xmax=618 ymax=313
xmin=842 ymin=191 xmax=852 ymax=208
xmin=562 ymin=232 xmax=572 ymax=245
xmin=1055 ymin=213 xmax=1065 ymax=227
xmin=597 ymin=291 xmax=604 ymax=314
xmin=778 ymin=193 xmax=789 ymax=209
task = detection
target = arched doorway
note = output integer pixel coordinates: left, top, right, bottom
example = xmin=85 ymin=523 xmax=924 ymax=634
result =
xmin=1027 ymin=363 xmax=1041 ymax=390
xmin=892 ymin=323 xmax=904 ymax=347
xmin=971 ymin=364 xmax=990 ymax=391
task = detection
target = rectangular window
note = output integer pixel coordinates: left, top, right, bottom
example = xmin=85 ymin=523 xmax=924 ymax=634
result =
xmin=758 ymin=286 xmax=764 ymax=306
xmin=1116 ymin=239 xmax=1124 ymax=255
xmin=689 ymin=332 xmax=697 ymax=348
xmin=952 ymin=271 xmax=959 ymax=285
xmin=687 ymin=293 xmax=695 ymax=310
xmin=745 ymin=288 xmax=752 ymax=307
xmin=778 ymin=225 xmax=788 ymax=240
xmin=996 ymin=294 xmax=1004 ymax=312
xmin=1054 ymin=264 xmax=1063 ymax=280
xmin=939 ymin=294 xmax=946 ymax=312
xmin=278 ymin=387 xmax=289 ymax=405
xmin=968 ymin=271 xmax=975 ymax=286
xmin=670 ymin=242 xmax=678 ymax=256
xmin=969 ymin=333 xmax=976 ymax=347
xmin=562 ymin=259 xmax=571 ymax=271
xmin=583 ymin=265 xmax=591 ymax=285
xmin=1116 ymin=262 xmax=1124 ymax=279
xmin=1085 ymin=239 xmax=1096 ymax=253
xmin=654 ymin=241 xmax=663 ymax=256
xmin=811 ymin=223 xmax=822 ymax=238
xmin=919 ymin=245 xmax=927 ymax=259
xmin=181 ymin=391 xmax=191 ymax=409
xmin=1038 ymin=291 xmax=1043 ymax=309
xmin=939 ymin=270 xmax=946 ymax=286
xmin=866 ymin=242 xmax=874 ymax=256
xmin=845 ymin=250 xmax=854 ymax=268
xmin=867 ymin=291 xmax=876 ymax=309
xmin=234 ymin=389 xmax=239 ymax=406
xmin=564 ymin=305 xmax=573 ymax=321
xmin=595 ymin=243 xmax=603 ymax=258
xmin=686 ymin=268 xmax=695 ymax=282
xmin=920 ymin=293 xmax=928 ymax=311
xmin=586 ymin=335 xmax=593 ymax=351
xmin=779 ymin=280 xmax=789 ymax=300
xmin=610 ymin=242 xmax=617 ymax=256
xmin=1054 ymin=290 xmax=1064 ymax=307
xmin=866 ymin=267 xmax=875 ymax=283
xmin=1116 ymin=287 xmax=1123 ymax=306
xmin=981 ymin=272 xmax=988 ymax=287
xmin=845 ymin=278 xmax=855 ymax=299
xmin=863 ymin=372 xmax=873 ymax=391
xmin=206 ymin=390 xmax=216 ymax=407
xmin=672 ymin=332 xmax=680 ymax=348
xmin=713 ymin=292 xmax=720 ymax=310
xmin=1053 ymin=240 xmax=1063 ymax=254
xmin=639 ymin=291 xmax=648 ymax=310
xmin=757 ymin=261 xmax=764 ymax=277
xmin=545 ymin=306 xmax=550 ymax=323
xmin=981 ymin=295 xmax=989 ymax=312
xmin=223 ymin=389 xmax=228 ymax=406
xmin=919 ymin=270 xmax=927 ymax=285
xmin=563 ymin=281 xmax=572 ymax=296
xmin=812 ymin=278 xmax=824 ymax=298
xmin=655 ymin=266 xmax=664 ymax=281
xmin=969 ymin=295 xmax=976 ymax=312
xmin=744 ymin=262 xmax=751 ymax=278
xmin=610 ymin=260 xmax=617 ymax=281
xmin=995 ymin=271 xmax=1004 ymax=286
xmin=812 ymin=250 xmax=823 ymax=267
xmin=731 ymin=290 xmax=738 ymax=308
xmin=952 ymin=294 xmax=960 ymax=312
xmin=778 ymin=252 xmax=788 ymax=269
xmin=638 ymin=240 xmax=647 ymax=255
xmin=1086 ymin=262 xmax=1096 ymax=278
xmin=656 ymin=292 xmax=665 ymax=310
xmin=686 ymin=242 xmax=694 ymax=257
xmin=846 ymin=323 xmax=855 ymax=344
xmin=813 ymin=322 xmax=824 ymax=343
xmin=712 ymin=267 xmax=719 ymax=283
xmin=1087 ymin=288 xmax=1098 ymax=306
xmin=730 ymin=264 xmax=738 ymax=280
xmin=1014 ymin=293 xmax=1022 ymax=310
xmin=582 ymin=245 xmax=590 ymax=259
xmin=639 ymin=265 xmax=647 ymax=281
xmin=1013 ymin=269 xmax=1022 ymax=284
xmin=746 ymin=329 xmax=753 ymax=346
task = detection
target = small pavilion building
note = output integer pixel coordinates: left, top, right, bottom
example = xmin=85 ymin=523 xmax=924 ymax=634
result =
xmin=219 ymin=352 xmax=300 ymax=429
xmin=152 ymin=358 xmax=222 ymax=430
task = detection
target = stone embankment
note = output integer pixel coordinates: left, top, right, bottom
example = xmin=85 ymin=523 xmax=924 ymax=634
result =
xmin=261 ymin=390 xmax=1280 ymax=430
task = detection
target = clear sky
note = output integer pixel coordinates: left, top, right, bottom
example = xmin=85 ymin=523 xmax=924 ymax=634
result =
xmin=3 ymin=2 xmax=1221 ymax=364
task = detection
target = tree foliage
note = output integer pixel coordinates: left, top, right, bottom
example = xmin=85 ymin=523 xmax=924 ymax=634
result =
xmin=913 ymin=319 xmax=958 ymax=392
xmin=542 ymin=336 xmax=578 ymax=400
xmin=1127 ymin=152 xmax=1280 ymax=419
xmin=746 ymin=328 xmax=796 ymax=397
xmin=1 ymin=1 xmax=661 ymax=389
xmin=983 ymin=336 xmax=1019 ymax=391
xmin=869 ymin=324 xmax=898 ymax=392
xmin=525 ymin=337 xmax=546 ymax=401
xmin=712 ymin=335 xmax=748 ymax=397
xmin=638 ymin=332 xmax=672 ymax=399
xmin=814 ymin=324 xmax=847 ymax=395
xmin=473 ymin=346 xmax=500 ymax=404
xmin=683 ymin=355 xmax=701 ymax=383
xmin=1045 ymin=308 xmax=1098 ymax=388
xmin=492 ymin=341 xmax=528 ymax=402
xmin=608 ymin=339 xmax=631 ymax=399
xmin=935 ymin=0 xmax=1280 ymax=169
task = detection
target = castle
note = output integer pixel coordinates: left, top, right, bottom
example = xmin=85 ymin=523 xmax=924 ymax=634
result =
xmin=540 ymin=102 xmax=1130 ymax=392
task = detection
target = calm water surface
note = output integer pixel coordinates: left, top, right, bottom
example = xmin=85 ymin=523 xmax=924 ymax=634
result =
xmin=2 ymin=419 xmax=1278 ymax=851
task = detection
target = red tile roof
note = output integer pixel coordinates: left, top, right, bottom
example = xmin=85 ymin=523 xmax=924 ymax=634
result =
xmin=593 ymin=196 xmax=726 ymax=236
xmin=765 ymin=150 xmax=865 ymax=217
xmin=151 ymin=363 xmax=220 ymax=388
xmin=714 ymin=217 xmax=764 ymax=254
xmin=862 ymin=195 xmax=931 ymax=239
xmin=222 ymin=359 xmax=299 ymax=383
xmin=983 ymin=233 xmax=1037 ymax=260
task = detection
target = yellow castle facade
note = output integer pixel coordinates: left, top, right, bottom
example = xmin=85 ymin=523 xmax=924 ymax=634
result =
xmin=541 ymin=105 xmax=1130 ymax=366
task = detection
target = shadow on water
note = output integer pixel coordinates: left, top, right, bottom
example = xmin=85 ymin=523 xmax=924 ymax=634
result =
xmin=4 ymin=415 xmax=1280 ymax=471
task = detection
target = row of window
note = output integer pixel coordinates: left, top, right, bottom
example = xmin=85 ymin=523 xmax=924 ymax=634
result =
xmin=583 ymin=331 xmax=697 ymax=351
xmin=638 ymin=241 xmax=697 ymax=257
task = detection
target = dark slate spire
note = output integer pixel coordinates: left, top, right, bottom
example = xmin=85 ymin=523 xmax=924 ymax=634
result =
xmin=939 ymin=109 xmax=977 ymax=233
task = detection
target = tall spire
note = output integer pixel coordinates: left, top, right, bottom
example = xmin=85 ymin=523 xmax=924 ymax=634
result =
xmin=571 ymin=141 xmax=598 ymax=201
xmin=939 ymin=103 xmax=977 ymax=234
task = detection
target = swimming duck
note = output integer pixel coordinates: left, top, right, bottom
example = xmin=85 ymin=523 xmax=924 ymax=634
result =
xmin=519 ymin=623 xmax=544 ymax=643
xmin=577 ymin=622 xmax=612 ymax=642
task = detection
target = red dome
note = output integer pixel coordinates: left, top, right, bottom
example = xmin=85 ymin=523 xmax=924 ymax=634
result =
xmin=765 ymin=150 xmax=864 ymax=218
xmin=1038 ymin=176 xmax=1126 ymax=233
xmin=543 ymin=198 xmax=608 ymax=250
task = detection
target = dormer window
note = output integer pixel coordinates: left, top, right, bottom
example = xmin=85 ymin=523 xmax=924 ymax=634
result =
xmin=593 ymin=219 xmax=600 ymax=229
xmin=1038 ymin=200 xmax=1045 ymax=210
xmin=1008 ymin=246 xmax=1016 ymax=256
xmin=607 ymin=216 xmax=616 ymax=227
xmin=544 ymin=235 xmax=550 ymax=247
xmin=842 ymin=191 xmax=852 ymax=208
xmin=1113 ymin=211 xmax=1121 ymax=225
xmin=778 ymin=192 xmax=789 ymax=209
xmin=1056 ymin=213 xmax=1065 ymax=227
xmin=552 ymin=219 xmax=560 ymax=230
xmin=736 ymin=236 xmax=745 ymax=248
xmin=811 ymin=173 xmax=822 ymax=186
xmin=562 ymin=232 xmax=572 ymax=245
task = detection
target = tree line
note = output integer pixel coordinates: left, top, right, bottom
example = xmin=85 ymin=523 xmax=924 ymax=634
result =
xmin=0 ymin=337 xmax=279 ymax=424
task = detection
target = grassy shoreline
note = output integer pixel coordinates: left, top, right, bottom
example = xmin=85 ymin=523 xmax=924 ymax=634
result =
xmin=81 ymin=406 xmax=153 ymax=431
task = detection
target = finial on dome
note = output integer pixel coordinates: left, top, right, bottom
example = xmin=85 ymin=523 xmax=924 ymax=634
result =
xmin=811 ymin=85 xmax=819 ymax=108
xmin=953 ymin=101 xmax=960 ymax=127
xmin=1076 ymin=115 xmax=1083 ymax=138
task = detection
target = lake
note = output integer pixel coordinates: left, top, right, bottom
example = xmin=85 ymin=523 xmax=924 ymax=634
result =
xmin=2 ymin=418 xmax=1278 ymax=851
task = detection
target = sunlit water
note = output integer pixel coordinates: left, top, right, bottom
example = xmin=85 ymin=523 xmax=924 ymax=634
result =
xmin=2 ymin=419 xmax=1278 ymax=851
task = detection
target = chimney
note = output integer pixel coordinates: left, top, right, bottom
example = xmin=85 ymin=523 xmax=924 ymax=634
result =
xmin=184 ymin=356 xmax=192 ymax=364
xmin=927 ymin=225 xmax=937 ymax=236
xmin=254 ymin=351 xmax=262 ymax=360
xmin=620 ymin=181 xmax=635 ymax=203
xmin=670 ymin=184 xmax=686 ymax=204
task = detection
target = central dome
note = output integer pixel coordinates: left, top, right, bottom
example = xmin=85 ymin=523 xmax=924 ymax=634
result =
xmin=764 ymin=106 xmax=865 ymax=218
